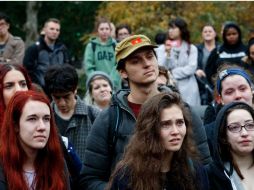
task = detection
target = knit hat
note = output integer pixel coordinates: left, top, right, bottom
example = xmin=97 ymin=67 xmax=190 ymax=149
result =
xmin=115 ymin=34 xmax=157 ymax=64
xmin=86 ymin=71 xmax=113 ymax=91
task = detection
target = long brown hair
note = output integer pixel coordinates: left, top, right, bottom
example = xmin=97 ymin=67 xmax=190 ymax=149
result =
xmin=0 ymin=90 xmax=67 ymax=190
xmin=0 ymin=63 xmax=32 ymax=126
xmin=108 ymin=92 xmax=198 ymax=190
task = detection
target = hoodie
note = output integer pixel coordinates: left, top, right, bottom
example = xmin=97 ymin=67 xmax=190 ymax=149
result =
xmin=205 ymin=23 xmax=247 ymax=87
xmin=83 ymin=37 xmax=121 ymax=90
xmin=207 ymin=102 xmax=252 ymax=190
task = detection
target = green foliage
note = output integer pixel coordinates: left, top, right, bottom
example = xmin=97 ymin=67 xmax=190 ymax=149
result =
xmin=0 ymin=2 xmax=101 ymax=61
xmin=38 ymin=2 xmax=101 ymax=61
xmin=96 ymin=2 xmax=254 ymax=44
xmin=0 ymin=2 xmax=26 ymax=38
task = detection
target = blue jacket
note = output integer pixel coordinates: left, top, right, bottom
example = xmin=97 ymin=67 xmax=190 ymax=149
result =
xmin=23 ymin=35 xmax=71 ymax=88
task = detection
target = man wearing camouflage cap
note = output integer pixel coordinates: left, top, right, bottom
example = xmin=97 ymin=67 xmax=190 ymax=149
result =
xmin=79 ymin=34 xmax=160 ymax=189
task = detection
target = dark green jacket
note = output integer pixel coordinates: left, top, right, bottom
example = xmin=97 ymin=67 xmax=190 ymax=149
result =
xmin=79 ymin=90 xmax=136 ymax=190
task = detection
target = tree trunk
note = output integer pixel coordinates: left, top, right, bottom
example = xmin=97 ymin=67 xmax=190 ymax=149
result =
xmin=24 ymin=2 xmax=41 ymax=48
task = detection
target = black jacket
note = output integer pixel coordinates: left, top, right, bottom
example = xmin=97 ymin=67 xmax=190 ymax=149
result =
xmin=79 ymin=89 xmax=212 ymax=190
xmin=79 ymin=90 xmax=136 ymax=190
xmin=196 ymin=42 xmax=220 ymax=70
xmin=110 ymin=161 xmax=209 ymax=190
xmin=206 ymin=102 xmax=250 ymax=190
xmin=23 ymin=35 xmax=71 ymax=88
xmin=205 ymin=43 xmax=246 ymax=88
xmin=205 ymin=23 xmax=247 ymax=88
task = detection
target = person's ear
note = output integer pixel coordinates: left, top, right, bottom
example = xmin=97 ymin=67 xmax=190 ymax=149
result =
xmin=119 ymin=69 xmax=128 ymax=80
xmin=74 ymin=88 xmax=77 ymax=95
xmin=217 ymin=95 xmax=224 ymax=105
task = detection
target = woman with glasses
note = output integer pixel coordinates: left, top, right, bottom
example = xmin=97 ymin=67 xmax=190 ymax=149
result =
xmin=208 ymin=101 xmax=254 ymax=190
xmin=106 ymin=92 xmax=209 ymax=190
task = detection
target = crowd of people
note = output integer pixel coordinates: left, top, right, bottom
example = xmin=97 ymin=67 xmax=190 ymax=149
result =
xmin=0 ymin=10 xmax=254 ymax=190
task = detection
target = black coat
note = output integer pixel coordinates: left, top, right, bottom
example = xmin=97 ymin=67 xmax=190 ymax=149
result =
xmin=205 ymin=43 xmax=247 ymax=88
xmin=110 ymin=161 xmax=209 ymax=190
xmin=206 ymin=102 xmax=252 ymax=190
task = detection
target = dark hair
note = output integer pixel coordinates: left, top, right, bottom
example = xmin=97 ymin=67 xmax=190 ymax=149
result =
xmin=108 ymin=92 xmax=198 ymax=190
xmin=115 ymin=24 xmax=132 ymax=37
xmin=44 ymin=64 xmax=78 ymax=94
xmin=169 ymin=17 xmax=190 ymax=44
xmin=218 ymin=103 xmax=254 ymax=179
xmin=154 ymin=32 xmax=167 ymax=45
xmin=0 ymin=12 xmax=10 ymax=24
xmin=222 ymin=22 xmax=242 ymax=46
xmin=247 ymin=37 xmax=254 ymax=58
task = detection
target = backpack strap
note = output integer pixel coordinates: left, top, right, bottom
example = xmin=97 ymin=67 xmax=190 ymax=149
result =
xmin=35 ymin=41 xmax=42 ymax=58
xmin=91 ymin=41 xmax=96 ymax=52
xmin=108 ymin=98 xmax=122 ymax=157
xmin=112 ymin=42 xmax=116 ymax=51
xmin=91 ymin=41 xmax=116 ymax=53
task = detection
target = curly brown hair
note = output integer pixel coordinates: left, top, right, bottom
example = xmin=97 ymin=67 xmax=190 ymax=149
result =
xmin=107 ymin=92 xmax=199 ymax=190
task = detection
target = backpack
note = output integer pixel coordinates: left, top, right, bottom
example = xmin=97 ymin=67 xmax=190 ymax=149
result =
xmin=91 ymin=41 xmax=116 ymax=53
xmin=107 ymin=97 xmax=122 ymax=156
xmin=34 ymin=40 xmax=71 ymax=65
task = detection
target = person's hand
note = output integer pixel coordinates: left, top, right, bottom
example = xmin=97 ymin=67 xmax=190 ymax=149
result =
xmin=165 ymin=40 xmax=172 ymax=57
xmin=195 ymin=69 xmax=206 ymax=78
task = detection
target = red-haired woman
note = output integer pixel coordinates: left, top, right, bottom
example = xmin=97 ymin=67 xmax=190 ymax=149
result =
xmin=107 ymin=92 xmax=209 ymax=190
xmin=0 ymin=90 xmax=70 ymax=190
xmin=0 ymin=63 xmax=32 ymax=126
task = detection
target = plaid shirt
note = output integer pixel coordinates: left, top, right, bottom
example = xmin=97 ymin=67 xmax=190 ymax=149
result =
xmin=53 ymin=96 xmax=99 ymax=162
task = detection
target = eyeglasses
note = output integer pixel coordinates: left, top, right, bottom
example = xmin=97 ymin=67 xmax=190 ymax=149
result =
xmin=227 ymin=121 xmax=254 ymax=133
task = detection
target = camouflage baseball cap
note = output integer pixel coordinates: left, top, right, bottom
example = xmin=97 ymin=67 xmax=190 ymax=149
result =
xmin=115 ymin=34 xmax=158 ymax=64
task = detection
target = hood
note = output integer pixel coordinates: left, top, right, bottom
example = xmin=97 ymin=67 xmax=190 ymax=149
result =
xmin=111 ymin=89 xmax=137 ymax=116
xmin=90 ymin=36 xmax=116 ymax=46
xmin=222 ymin=23 xmax=244 ymax=50
xmin=212 ymin=101 xmax=253 ymax=169
xmin=247 ymin=37 xmax=254 ymax=57
xmin=37 ymin=35 xmax=64 ymax=51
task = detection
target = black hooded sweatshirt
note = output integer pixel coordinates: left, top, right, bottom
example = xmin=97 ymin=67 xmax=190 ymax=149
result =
xmin=207 ymin=102 xmax=252 ymax=190
xmin=205 ymin=23 xmax=247 ymax=87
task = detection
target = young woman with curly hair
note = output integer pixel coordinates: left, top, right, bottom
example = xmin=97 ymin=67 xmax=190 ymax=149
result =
xmin=107 ymin=92 xmax=209 ymax=190
xmin=0 ymin=90 xmax=70 ymax=190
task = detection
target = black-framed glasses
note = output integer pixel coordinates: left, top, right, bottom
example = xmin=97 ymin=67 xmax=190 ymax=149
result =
xmin=227 ymin=121 xmax=254 ymax=133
